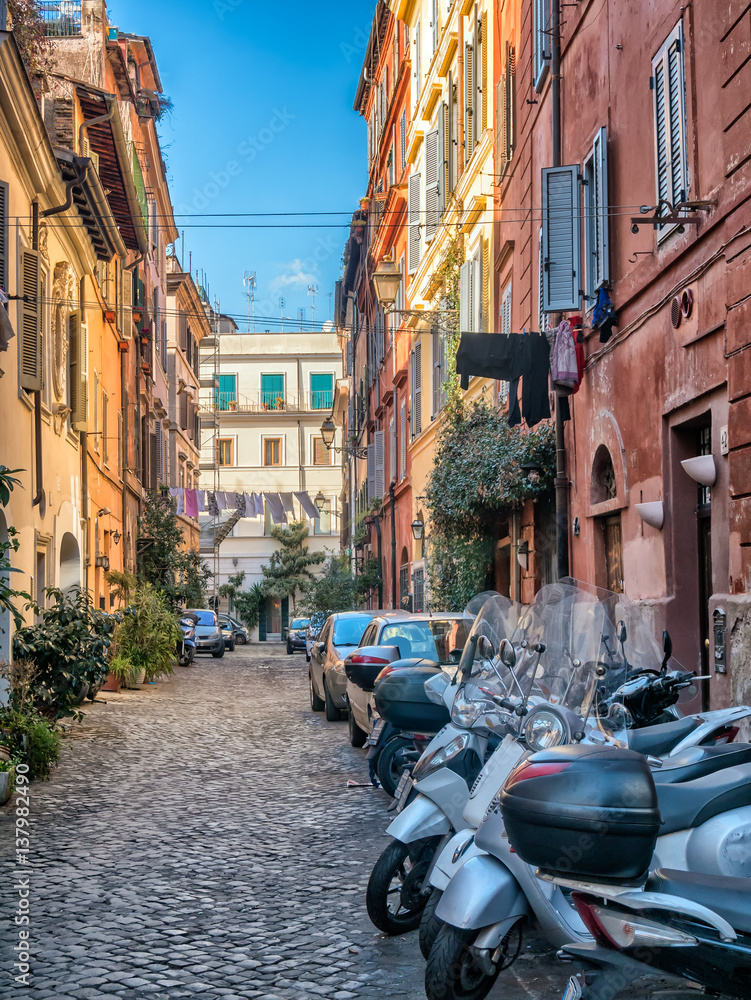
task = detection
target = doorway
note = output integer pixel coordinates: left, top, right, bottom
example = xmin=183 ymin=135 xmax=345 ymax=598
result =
xmin=696 ymin=426 xmax=712 ymax=710
xmin=601 ymin=515 xmax=624 ymax=594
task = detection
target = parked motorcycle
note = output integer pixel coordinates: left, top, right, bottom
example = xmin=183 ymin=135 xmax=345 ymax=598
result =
xmin=424 ymin=583 xmax=751 ymax=1000
xmin=501 ymin=745 xmax=751 ymax=1000
xmin=178 ymin=613 xmax=197 ymax=667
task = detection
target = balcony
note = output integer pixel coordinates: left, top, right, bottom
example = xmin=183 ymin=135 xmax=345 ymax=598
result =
xmin=41 ymin=2 xmax=82 ymax=36
xmin=202 ymin=390 xmax=334 ymax=415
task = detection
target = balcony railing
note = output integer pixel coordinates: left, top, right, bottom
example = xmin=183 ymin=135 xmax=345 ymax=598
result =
xmin=202 ymin=390 xmax=334 ymax=415
xmin=41 ymin=1 xmax=82 ymax=36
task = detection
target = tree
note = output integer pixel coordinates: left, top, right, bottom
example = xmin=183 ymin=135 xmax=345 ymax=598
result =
xmin=234 ymin=583 xmax=265 ymax=631
xmin=138 ymin=492 xmax=212 ymax=607
xmin=8 ymin=1 xmax=53 ymax=79
xmin=298 ymin=555 xmax=356 ymax=618
xmin=219 ymin=571 xmax=246 ymax=615
xmin=260 ymin=521 xmax=325 ymax=601
xmin=0 ymin=467 xmax=30 ymax=632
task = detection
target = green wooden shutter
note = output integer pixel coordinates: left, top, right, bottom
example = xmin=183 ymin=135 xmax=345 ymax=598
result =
xmin=281 ymin=597 xmax=289 ymax=636
xmin=259 ymin=604 xmax=267 ymax=642
xmin=261 ymin=373 xmax=284 ymax=408
xmin=310 ymin=372 xmax=333 ymax=410
xmin=19 ymin=248 xmax=41 ymax=390
xmin=542 ymin=165 xmax=581 ymax=313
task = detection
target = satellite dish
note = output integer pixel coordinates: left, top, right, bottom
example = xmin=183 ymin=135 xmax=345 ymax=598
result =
xmin=322 ymin=320 xmax=334 ymax=332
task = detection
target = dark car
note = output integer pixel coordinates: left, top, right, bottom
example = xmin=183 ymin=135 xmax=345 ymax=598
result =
xmin=185 ymin=609 xmax=224 ymax=657
xmin=286 ymin=617 xmax=310 ymax=655
xmin=218 ymin=614 xmax=248 ymax=646
xmin=309 ymin=611 xmax=378 ymax=720
xmin=344 ymin=613 xmax=474 ymax=746
xmin=304 ymin=612 xmax=327 ymax=661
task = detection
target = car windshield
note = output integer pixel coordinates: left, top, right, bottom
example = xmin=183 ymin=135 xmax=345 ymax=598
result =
xmin=194 ymin=611 xmax=216 ymax=627
xmin=380 ymin=619 xmax=472 ymax=663
xmin=333 ymin=615 xmax=373 ymax=647
xmin=291 ymin=618 xmax=310 ymax=629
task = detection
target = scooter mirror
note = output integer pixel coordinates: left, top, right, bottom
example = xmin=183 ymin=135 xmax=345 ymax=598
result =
xmin=662 ymin=629 xmax=673 ymax=673
xmin=618 ymin=620 xmax=627 ymax=644
xmin=499 ymin=638 xmax=516 ymax=668
xmin=477 ymin=636 xmax=495 ymax=660
xmin=449 ymin=647 xmax=463 ymax=664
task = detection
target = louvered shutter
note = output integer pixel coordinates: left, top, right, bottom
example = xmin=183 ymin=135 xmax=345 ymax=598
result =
xmin=119 ymin=262 xmax=132 ymax=339
xmin=72 ymin=316 xmax=88 ymax=428
xmin=482 ymin=237 xmax=490 ymax=332
xmin=497 ymin=73 xmax=506 ymax=179
xmin=465 ymin=43 xmax=475 ymax=162
xmin=0 ymin=183 xmax=7 ymax=292
xmin=592 ymin=126 xmax=609 ymax=289
xmin=19 ymin=249 xmax=41 ymax=390
xmin=180 ymin=390 xmax=188 ymax=430
xmin=471 ymin=252 xmax=481 ymax=333
xmin=507 ymin=47 xmax=516 ymax=161
xmin=375 ymin=429 xmax=385 ymax=497
xmin=156 ymin=423 xmax=163 ymax=482
xmin=413 ymin=341 xmax=422 ymax=435
xmin=389 ymin=418 xmax=396 ymax=481
xmin=400 ymin=110 xmax=407 ymax=173
xmin=425 ymin=128 xmax=440 ymax=240
xmin=459 ymin=260 xmax=471 ymax=333
xmin=149 ymin=434 xmax=157 ymax=491
xmin=481 ymin=12 xmax=488 ymax=133
xmin=400 ymin=402 xmax=406 ymax=478
xmin=367 ymin=442 xmax=376 ymax=503
xmin=346 ymin=338 xmax=353 ymax=376
xmin=408 ymin=172 xmax=422 ymax=272
xmin=432 ymin=0 xmax=439 ymax=52
xmin=542 ymin=165 xmax=581 ymax=313
xmin=652 ymin=24 xmax=687 ymax=233
xmin=432 ymin=328 xmax=441 ymax=416
xmin=438 ymin=104 xmax=447 ymax=217
xmin=538 ymin=228 xmax=545 ymax=333
xmin=446 ymin=81 xmax=455 ymax=194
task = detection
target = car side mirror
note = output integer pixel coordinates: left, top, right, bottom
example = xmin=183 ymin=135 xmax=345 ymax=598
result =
xmin=499 ymin=639 xmax=516 ymax=668
xmin=477 ymin=636 xmax=495 ymax=660
xmin=449 ymin=648 xmax=463 ymax=664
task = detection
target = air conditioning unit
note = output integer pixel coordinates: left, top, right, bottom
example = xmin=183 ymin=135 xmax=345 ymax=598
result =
xmin=95 ymin=556 xmax=110 ymax=570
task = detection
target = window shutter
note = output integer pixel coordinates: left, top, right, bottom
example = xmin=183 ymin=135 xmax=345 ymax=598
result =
xmin=459 ymin=260 xmax=471 ymax=333
xmin=19 ymin=249 xmax=41 ymax=390
xmin=408 ymin=172 xmax=422 ymax=272
xmin=400 ymin=110 xmax=407 ymax=173
xmin=155 ymin=425 xmax=163 ymax=483
xmin=542 ymin=165 xmax=581 ymax=313
xmin=652 ymin=24 xmax=687 ymax=233
xmin=415 ymin=21 xmax=421 ymax=89
xmin=480 ymin=12 xmax=488 ymax=133
xmin=482 ymin=237 xmax=490 ymax=331
xmin=538 ymin=228 xmax=546 ymax=333
xmin=446 ymin=85 xmax=455 ymax=194
xmin=367 ymin=442 xmax=376 ymax=503
xmin=400 ymin=401 xmax=406 ymax=478
xmin=375 ymin=429 xmax=385 ymax=497
xmin=389 ymin=417 xmax=396 ymax=481
xmin=103 ymin=393 xmax=109 ymax=464
xmin=0 ymin=182 xmax=7 ymax=292
xmin=149 ymin=434 xmax=157 ymax=491
xmin=464 ymin=43 xmax=475 ymax=162
xmin=119 ymin=261 xmax=132 ymax=339
xmin=592 ymin=126 xmax=609 ymax=289
xmin=180 ymin=390 xmax=188 ymax=430
xmin=72 ymin=315 xmax=88 ymax=429
xmin=117 ymin=412 xmax=122 ymax=478
xmin=497 ymin=73 xmax=507 ymax=178
xmin=471 ymin=252 xmax=481 ymax=333
xmin=438 ymin=103 xmax=447 ymax=216
xmin=432 ymin=0 xmax=439 ymax=52
xmin=432 ymin=328 xmax=441 ymax=416
xmin=413 ymin=341 xmax=422 ymax=435
xmin=424 ymin=128 xmax=440 ymax=240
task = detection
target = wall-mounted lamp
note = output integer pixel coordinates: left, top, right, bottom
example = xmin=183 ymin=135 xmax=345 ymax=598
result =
xmin=521 ymin=461 xmax=542 ymax=485
xmin=681 ymin=455 xmax=716 ymax=487
xmin=411 ymin=518 xmax=425 ymax=541
xmin=517 ymin=539 xmax=530 ymax=571
xmin=112 ymin=530 xmax=121 ymax=546
xmin=97 ymin=507 xmax=112 ymax=517
xmin=314 ymin=491 xmax=326 ymax=512
xmin=635 ymin=501 xmax=664 ymax=530
xmin=572 ymin=517 xmax=580 ymax=537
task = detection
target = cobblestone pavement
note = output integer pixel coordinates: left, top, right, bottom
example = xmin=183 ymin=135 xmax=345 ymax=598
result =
xmin=0 ymin=646 xmax=691 ymax=1000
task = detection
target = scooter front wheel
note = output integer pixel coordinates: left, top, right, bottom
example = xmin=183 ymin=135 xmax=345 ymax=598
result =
xmin=425 ymin=921 xmax=522 ymax=1000
xmin=419 ymin=887 xmax=443 ymax=960
xmin=366 ymin=837 xmax=440 ymax=935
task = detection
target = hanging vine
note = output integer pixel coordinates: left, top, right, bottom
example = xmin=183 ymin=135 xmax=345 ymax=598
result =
xmin=431 ymin=228 xmax=464 ymax=420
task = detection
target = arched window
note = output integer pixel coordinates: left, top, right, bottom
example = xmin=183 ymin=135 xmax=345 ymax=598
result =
xmin=59 ymin=533 xmax=81 ymax=593
xmin=590 ymin=445 xmax=618 ymax=505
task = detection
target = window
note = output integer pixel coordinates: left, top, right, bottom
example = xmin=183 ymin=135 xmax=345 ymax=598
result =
xmin=534 ymin=0 xmax=551 ymax=90
xmin=217 ymin=438 xmax=234 ymax=467
xmin=217 ymin=373 xmax=237 ymax=411
xmin=541 ymin=165 xmax=581 ymax=313
xmin=497 ymin=43 xmax=516 ymax=178
xmin=312 ymin=437 xmax=330 ymax=466
xmin=652 ymin=23 xmax=688 ymax=237
xmin=389 ymin=417 xmax=396 ymax=482
xmin=41 ymin=2 xmax=83 ymax=37
xmin=499 ymin=282 xmax=512 ymax=403
xmin=584 ymin=127 xmax=609 ymax=299
xmin=400 ymin=110 xmax=407 ymax=175
xmin=310 ymin=372 xmax=334 ymax=410
xmin=408 ymin=172 xmax=422 ymax=272
xmin=413 ymin=569 xmax=425 ymax=613
xmin=261 ymin=373 xmax=285 ymax=409
xmin=400 ymin=564 xmax=410 ymax=608
xmin=459 ymin=248 xmax=483 ymax=334
xmin=410 ymin=343 xmax=422 ymax=437
xmin=400 ymin=401 xmax=406 ymax=479
xmin=102 ymin=391 xmax=109 ymax=465
xmin=314 ymin=498 xmax=331 ymax=535
xmin=264 ymin=437 xmax=282 ymax=466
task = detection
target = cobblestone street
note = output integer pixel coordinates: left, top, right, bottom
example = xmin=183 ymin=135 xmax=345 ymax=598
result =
xmin=1 ymin=646 xmax=679 ymax=1000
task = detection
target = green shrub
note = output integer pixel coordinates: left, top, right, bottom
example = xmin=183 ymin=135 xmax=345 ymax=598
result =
xmin=0 ymin=708 xmax=61 ymax=781
xmin=115 ymin=584 xmax=182 ymax=682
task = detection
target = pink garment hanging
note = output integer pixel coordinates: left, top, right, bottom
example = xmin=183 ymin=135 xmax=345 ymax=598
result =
xmin=184 ymin=489 xmax=198 ymax=518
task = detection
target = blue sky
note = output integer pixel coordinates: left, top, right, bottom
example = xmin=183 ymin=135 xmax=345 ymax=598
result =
xmin=113 ymin=0 xmax=376 ymax=330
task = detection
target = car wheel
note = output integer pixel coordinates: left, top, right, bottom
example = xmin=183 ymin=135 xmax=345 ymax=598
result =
xmin=323 ymin=679 xmax=342 ymax=722
xmin=348 ymin=704 xmax=368 ymax=748
xmin=212 ymin=646 xmax=225 ymax=659
xmin=305 ymin=651 xmax=311 ymax=662
xmin=286 ymin=642 xmax=293 ymax=655
xmin=310 ymin=672 xmax=325 ymax=712
xmin=376 ymin=736 xmax=414 ymax=796
xmin=366 ymin=837 xmax=439 ymax=935
xmin=236 ymin=634 xmax=247 ymax=645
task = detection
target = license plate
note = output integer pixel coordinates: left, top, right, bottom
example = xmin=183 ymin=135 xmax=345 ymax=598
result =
xmin=395 ymin=770 xmax=411 ymax=810
xmin=562 ymin=977 xmax=582 ymax=1000
xmin=366 ymin=719 xmax=386 ymax=746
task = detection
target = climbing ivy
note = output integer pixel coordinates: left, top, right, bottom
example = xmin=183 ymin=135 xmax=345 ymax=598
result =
xmin=431 ymin=229 xmax=464 ymax=419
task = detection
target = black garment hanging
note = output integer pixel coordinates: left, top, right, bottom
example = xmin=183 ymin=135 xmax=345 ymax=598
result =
xmin=456 ymin=332 xmax=551 ymax=428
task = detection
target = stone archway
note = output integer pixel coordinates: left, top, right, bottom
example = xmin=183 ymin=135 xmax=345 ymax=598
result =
xmin=59 ymin=532 xmax=81 ymax=593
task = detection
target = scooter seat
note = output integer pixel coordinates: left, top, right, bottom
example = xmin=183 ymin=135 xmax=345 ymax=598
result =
xmin=652 ymin=743 xmax=751 ymax=784
xmin=629 ymin=717 xmax=698 ymax=756
xmin=657 ymin=762 xmax=751 ymax=835
xmin=646 ymin=868 xmax=751 ymax=935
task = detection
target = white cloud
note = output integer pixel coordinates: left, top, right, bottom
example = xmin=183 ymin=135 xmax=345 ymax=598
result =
xmin=269 ymin=259 xmax=317 ymax=292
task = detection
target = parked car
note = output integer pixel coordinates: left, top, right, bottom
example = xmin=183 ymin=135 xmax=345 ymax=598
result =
xmin=305 ymin=612 xmax=327 ymax=661
xmin=185 ymin=609 xmax=225 ymax=658
xmin=218 ymin=614 xmax=248 ymax=646
xmin=286 ymin=617 xmax=310 ymax=655
xmin=344 ymin=613 xmax=474 ymax=747
xmin=219 ymin=619 xmax=236 ymax=652
xmin=309 ymin=611 xmax=379 ymax=720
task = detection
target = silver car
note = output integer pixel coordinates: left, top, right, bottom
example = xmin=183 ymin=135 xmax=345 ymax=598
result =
xmin=309 ymin=611 xmax=378 ymax=721
xmin=344 ymin=613 xmax=474 ymax=747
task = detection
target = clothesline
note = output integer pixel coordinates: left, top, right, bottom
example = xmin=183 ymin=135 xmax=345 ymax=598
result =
xmin=167 ymin=488 xmax=322 ymax=524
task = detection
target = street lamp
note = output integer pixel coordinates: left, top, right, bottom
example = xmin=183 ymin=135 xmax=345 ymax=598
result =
xmin=319 ymin=415 xmax=368 ymax=460
xmin=314 ymin=490 xmax=326 ymax=512
xmin=411 ymin=518 xmax=425 ymax=541
xmin=372 ymin=256 xmax=402 ymax=310
xmin=521 ymin=461 xmax=542 ymax=485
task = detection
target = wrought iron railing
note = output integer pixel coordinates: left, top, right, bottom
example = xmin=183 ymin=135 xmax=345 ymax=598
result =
xmin=41 ymin=1 xmax=82 ymax=36
xmin=202 ymin=391 xmax=333 ymax=415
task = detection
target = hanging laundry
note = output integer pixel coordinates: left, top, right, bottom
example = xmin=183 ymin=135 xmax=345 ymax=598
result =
xmin=207 ymin=492 xmax=219 ymax=517
xmin=168 ymin=487 xmax=184 ymax=516
xmin=280 ymin=492 xmax=296 ymax=516
xmin=243 ymin=493 xmax=256 ymax=518
xmin=568 ymin=315 xmax=586 ymax=396
xmin=593 ymin=287 xmax=618 ymax=344
xmin=235 ymin=493 xmax=247 ymax=516
xmin=184 ymin=489 xmax=199 ymax=518
xmin=215 ymin=491 xmax=228 ymax=510
xmin=252 ymin=493 xmax=264 ymax=517
xmin=551 ymin=320 xmax=579 ymax=393
xmin=264 ymin=493 xmax=286 ymax=524
xmin=0 ymin=289 xmax=14 ymax=352
xmin=457 ymin=331 xmax=551 ymax=428
xmin=196 ymin=490 xmax=206 ymax=512
xmin=295 ymin=491 xmax=320 ymax=520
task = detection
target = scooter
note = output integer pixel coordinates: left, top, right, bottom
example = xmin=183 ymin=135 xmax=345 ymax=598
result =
xmin=365 ymin=600 xmax=541 ymax=936
xmin=178 ymin=613 xmax=197 ymax=667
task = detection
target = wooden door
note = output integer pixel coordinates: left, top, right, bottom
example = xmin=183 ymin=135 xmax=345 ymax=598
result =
xmin=603 ymin=515 xmax=624 ymax=594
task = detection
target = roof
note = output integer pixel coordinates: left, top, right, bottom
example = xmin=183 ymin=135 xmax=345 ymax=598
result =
xmin=353 ymin=1 xmax=391 ymax=115
xmin=54 ymin=148 xmax=126 ymax=261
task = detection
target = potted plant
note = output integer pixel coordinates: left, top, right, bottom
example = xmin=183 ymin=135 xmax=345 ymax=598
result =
xmin=0 ymin=757 xmax=16 ymax=804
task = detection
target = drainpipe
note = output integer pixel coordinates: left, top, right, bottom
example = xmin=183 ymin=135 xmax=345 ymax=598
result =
xmin=551 ymin=0 xmax=570 ymax=580
xmin=457 ymin=14 xmax=465 ymax=181
xmin=389 ymin=480 xmax=397 ymax=610
xmin=78 ymin=104 xmax=116 ymax=157
xmin=373 ymin=514 xmax=383 ymax=609
xmin=120 ymin=343 xmax=128 ymax=569
xmin=80 ymin=278 xmax=89 ymax=583
xmin=30 ymin=202 xmax=44 ymax=510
